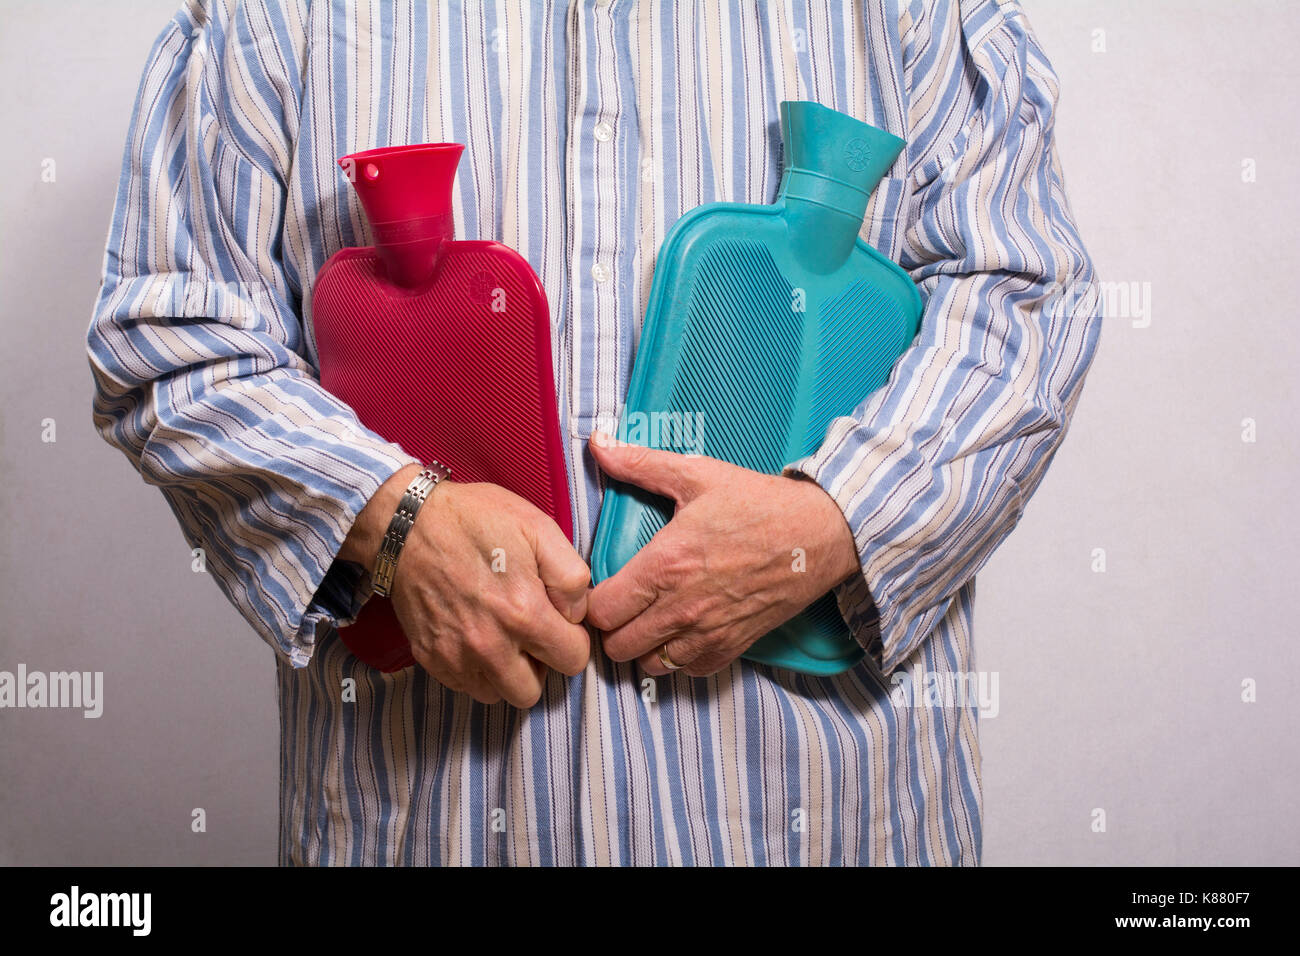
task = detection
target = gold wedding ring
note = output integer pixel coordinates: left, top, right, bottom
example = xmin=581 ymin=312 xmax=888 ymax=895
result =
xmin=658 ymin=642 xmax=684 ymax=671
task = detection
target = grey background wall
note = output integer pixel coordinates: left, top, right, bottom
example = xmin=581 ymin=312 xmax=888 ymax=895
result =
xmin=1 ymin=0 xmax=1296 ymax=865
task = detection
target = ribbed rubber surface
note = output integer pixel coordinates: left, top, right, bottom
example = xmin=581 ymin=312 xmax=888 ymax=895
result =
xmin=630 ymin=240 xmax=800 ymax=548
xmin=671 ymin=241 xmax=802 ymax=469
xmin=595 ymin=234 xmax=918 ymax=673
xmin=313 ymin=243 xmax=569 ymax=671
xmin=804 ymin=276 xmax=909 ymax=451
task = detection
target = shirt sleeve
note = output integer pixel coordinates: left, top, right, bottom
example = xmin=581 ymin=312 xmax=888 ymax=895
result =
xmin=85 ymin=0 xmax=420 ymax=668
xmin=783 ymin=0 xmax=1104 ymax=676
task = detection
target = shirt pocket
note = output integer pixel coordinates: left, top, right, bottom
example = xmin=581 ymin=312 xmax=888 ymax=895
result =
xmin=908 ymin=119 xmax=975 ymax=194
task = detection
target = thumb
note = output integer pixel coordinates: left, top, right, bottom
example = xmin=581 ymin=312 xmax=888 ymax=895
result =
xmin=531 ymin=516 xmax=591 ymax=624
xmin=589 ymin=430 xmax=708 ymax=503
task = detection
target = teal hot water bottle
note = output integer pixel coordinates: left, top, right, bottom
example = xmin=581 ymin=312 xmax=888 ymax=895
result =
xmin=590 ymin=100 xmax=923 ymax=676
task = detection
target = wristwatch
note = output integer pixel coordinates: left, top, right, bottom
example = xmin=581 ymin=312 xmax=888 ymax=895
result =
xmin=371 ymin=461 xmax=451 ymax=598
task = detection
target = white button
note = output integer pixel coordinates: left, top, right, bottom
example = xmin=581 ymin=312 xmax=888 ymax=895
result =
xmin=594 ymin=121 xmax=614 ymax=143
xmin=595 ymin=0 xmax=611 ymax=7
xmin=591 ymin=263 xmax=611 ymax=283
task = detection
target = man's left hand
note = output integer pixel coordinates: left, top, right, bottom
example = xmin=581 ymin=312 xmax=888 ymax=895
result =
xmin=586 ymin=431 xmax=862 ymax=676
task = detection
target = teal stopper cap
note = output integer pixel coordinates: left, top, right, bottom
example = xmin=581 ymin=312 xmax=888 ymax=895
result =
xmin=777 ymin=100 xmax=906 ymax=223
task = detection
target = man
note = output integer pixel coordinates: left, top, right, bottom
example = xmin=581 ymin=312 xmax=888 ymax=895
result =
xmin=87 ymin=0 xmax=1101 ymax=865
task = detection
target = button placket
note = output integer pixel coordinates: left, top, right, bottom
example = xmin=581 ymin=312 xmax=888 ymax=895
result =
xmin=566 ymin=0 xmax=625 ymax=439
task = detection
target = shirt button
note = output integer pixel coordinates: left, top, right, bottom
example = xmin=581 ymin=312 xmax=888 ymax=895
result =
xmin=594 ymin=121 xmax=614 ymax=143
xmin=591 ymin=263 xmax=611 ymax=284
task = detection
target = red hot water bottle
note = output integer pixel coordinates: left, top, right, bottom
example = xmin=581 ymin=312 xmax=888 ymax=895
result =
xmin=312 ymin=144 xmax=572 ymax=672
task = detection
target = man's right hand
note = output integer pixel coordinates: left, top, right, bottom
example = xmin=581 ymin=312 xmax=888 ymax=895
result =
xmin=341 ymin=465 xmax=591 ymax=707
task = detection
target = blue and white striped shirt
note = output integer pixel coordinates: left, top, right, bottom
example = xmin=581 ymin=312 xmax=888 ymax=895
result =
xmin=87 ymin=0 xmax=1101 ymax=865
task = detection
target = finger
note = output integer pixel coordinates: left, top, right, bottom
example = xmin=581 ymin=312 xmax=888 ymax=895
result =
xmin=599 ymin=593 xmax=690 ymax=663
xmin=509 ymin=583 xmax=592 ymax=677
xmin=530 ymin=517 xmax=591 ymax=624
xmin=407 ymin=643 xmax=481 ymax=698
xmin=481 ymin=647 xmax=545 ymax=708
xmin=458 ymin=667 xmax=503 ymax=706
xmin=519 ymin=614 xmax=591 ymax=677
xmin=638 ymin=635 xmax=697 ymax=677
xmin=589 ymin=431 xmax=708 ymax=504
xmin=585 ymin=544 xmax=662 ymax=633
xmin=639 ymin=632 xmax=743 ymax=678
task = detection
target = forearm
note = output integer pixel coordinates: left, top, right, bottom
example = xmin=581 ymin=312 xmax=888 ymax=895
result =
xmin=86 ymin=2 xmax=422 ymax=667
xmin=86 ymin=328 xmax=422 ymax=664
xmin=785 ymin=2 xmax=1104 ymax=675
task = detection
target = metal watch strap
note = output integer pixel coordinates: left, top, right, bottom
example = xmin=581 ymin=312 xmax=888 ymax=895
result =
xmin=371 ymin=461 xmax=451 ymax=598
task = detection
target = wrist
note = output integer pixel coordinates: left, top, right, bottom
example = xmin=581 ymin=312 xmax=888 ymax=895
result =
xmin=370 ymin=462 xmax=451 ymax=597
xmin=339 ymin=463 xmax=424 ymax=575
xmin=786 ymin=474 xmax=861 ymax=589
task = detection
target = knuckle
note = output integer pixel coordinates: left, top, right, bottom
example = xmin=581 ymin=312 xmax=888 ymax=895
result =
xmin=649 ymin=538 xmax=693 ymax=583
xmin=463 ymin=672 xmax=502 ymax=705
xmin=519 ymin=508 xmax=551 ymax=541
xmin=624 ymin=444 xmax=650 ymax=470
xmin=461 ymin=627 xmax=504 ymax=665
xmin=585 ymin=596 xmax=613 ymax=632
xmin=511 ymin=685 xmax=543 ymax=709
xmin=481 ymin=589 xmax=527 ymax=636
xmin=605 ymin=636 xmax=638 ymax=664
xmin=558 ymin=561 xmax=591 ymax=593
xmin=670 ymin=632 xmax=700 ymax=659
xmin=665 ymin=600 xmax=699 ymax=632
xmin=600 ymin=633 xmax=627 ymax=661
xmin=666 ymin=635 xmax=704 ymax=672
xmin=502 ymin=590 xmax=542 ymax=634
xmin=409 ymin=640 xmax=450 ymax=680
xmin=558 ymin=634 xmax=591 ymax=676
xmin=563 ymin=590 xmax=590 ymax=625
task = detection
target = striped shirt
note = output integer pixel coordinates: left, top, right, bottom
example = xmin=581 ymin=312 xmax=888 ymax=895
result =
xmin=86 ymin=0 xmax=1102 ymax=865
